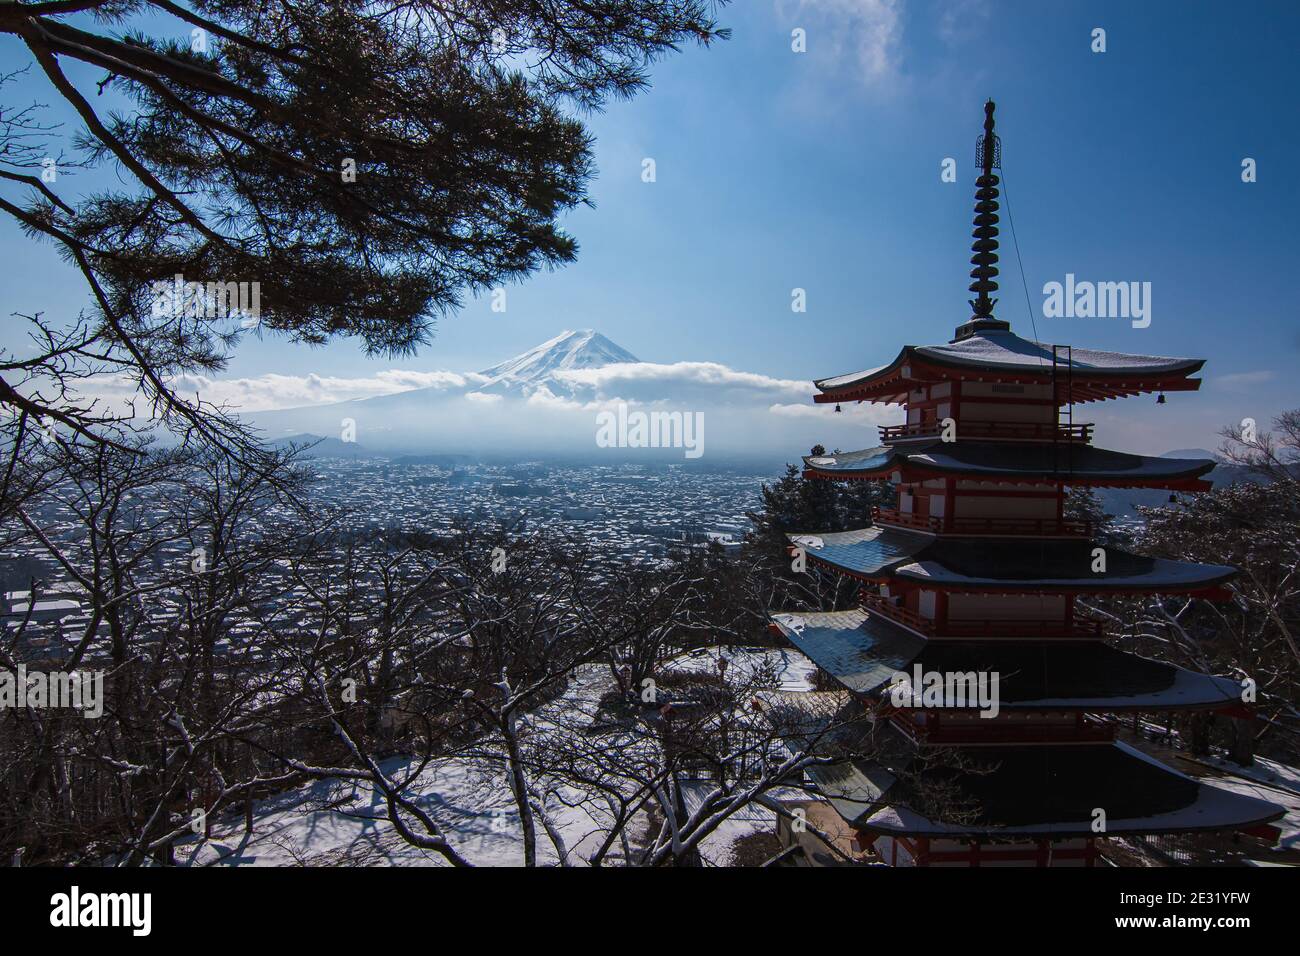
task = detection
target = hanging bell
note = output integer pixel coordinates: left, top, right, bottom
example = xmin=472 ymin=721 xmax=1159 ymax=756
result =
xmin=1156 ymin=393 xmax=1166 ymax=405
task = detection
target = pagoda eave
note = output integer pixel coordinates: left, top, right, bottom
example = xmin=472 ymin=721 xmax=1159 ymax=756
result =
xmin=771 ymin=609 xmax=1247 ymax=712
xmin=800 ymin=442 xmax=1216 ymax=490
xmin=814 ymin=351 xmax=1204 ymax=406
xmin=815 ymin=375 xmax=1202 ymax=407
xmin=808 ymin=742 xmax=1285 ymax=840
xmin=802 ymin=467 xmax=1212 ymax=493
xmin=789 ymin=528 xmax=1236 ymax=594
xmin=804 ymin=558 xmax=1235 ymax=597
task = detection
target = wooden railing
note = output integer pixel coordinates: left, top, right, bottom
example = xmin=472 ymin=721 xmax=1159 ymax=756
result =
xmin=871 ymin=507 xmax=942 ymax=532
xmin=860 ymin=590 xmax=1105 ymax=639
xmin=872 ymin=507 xmax=1092 ymax=538
xmin=859 ymin=592 xmax=935 ymax=635
xmin=877 ymin=420 xmax=1093 ymax=443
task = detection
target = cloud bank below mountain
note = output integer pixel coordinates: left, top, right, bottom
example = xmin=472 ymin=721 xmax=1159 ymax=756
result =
xmin=229 ymin=330 xmax=896 ymax=460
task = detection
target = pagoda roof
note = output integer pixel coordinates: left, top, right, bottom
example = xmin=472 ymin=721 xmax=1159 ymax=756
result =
xmin=806 ymin=741 xmax=1284 ymax=837
xmin=769 ymin=609 xmax=1242 ymax=710
xmin=803 ymin=442 xmax=1214 ymax=489
xmin=814 ymin=329 xmax=1203 ymax=405
xmin=788 ymin=526 xmax=1234 ymax=593
xmin=770 ymin=609 xmax=926 ymax=695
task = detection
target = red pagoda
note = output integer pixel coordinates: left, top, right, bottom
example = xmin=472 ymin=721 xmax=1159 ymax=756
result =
xmin=771 ymin=101 xmax=1284 ymax=867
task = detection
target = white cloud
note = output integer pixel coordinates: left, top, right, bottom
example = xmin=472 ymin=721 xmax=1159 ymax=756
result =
xmin=1213 ymin=370 xmax=1275 ymax=392
xmin=83 ymin=368 xmax=484 ymax=412
xmin=80 ymin=358 xmax=815 ymax=415
xmin=778 ymin=0 xmax=904 ymax=84
xmin=522 ymin=384 xmax=593 ymax=412
xmin=554 ymin=361 xmax=814 ymax=404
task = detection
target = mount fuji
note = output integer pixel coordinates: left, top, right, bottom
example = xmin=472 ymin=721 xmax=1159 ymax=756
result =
xmin=474 ymin=330 xmax=638 ymax=397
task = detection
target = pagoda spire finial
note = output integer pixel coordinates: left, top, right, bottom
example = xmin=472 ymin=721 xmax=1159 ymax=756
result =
xmin=954 ymin=99 xmax=1010 ymax=341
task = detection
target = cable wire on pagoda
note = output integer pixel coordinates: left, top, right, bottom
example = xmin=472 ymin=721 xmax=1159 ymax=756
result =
xmin=1000 ymin=167 xmax=1043 ymax=350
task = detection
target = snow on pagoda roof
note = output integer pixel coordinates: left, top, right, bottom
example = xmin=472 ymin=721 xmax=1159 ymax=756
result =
xmin=771 ymin=609 xmax=1243 ymax=710
xmin=787 ymin=527 xmax=1235 ymax=592
xmin=919 ymin=329 xmax=1202 ymax=374
xmin=803 ymin=442 xmax=1214 ymax=486
xmin=815 ymin=329 xmax=1203 ymax=395
xmin=788 ymin=526 xmax=931 ymax=576
xmin=770 ymin=609 xmax=926 ymax=695
xmin=807 ymin=741 xmax=1285 ymax=837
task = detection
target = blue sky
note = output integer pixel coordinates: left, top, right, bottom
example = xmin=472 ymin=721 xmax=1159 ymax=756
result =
xmin=2 ymin=0 xmax=1298 ymax=454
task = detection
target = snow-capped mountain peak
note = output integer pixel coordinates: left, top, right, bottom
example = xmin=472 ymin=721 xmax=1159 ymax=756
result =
xmin=475 ymin=329 xmax=639 ymax=394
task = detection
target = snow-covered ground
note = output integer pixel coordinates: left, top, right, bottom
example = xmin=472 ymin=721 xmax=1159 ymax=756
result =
xmin=1194 ymin=755 xmax=1300 ymax=852
xmin=178 ymin=665 xmax=635 ymax=867
xmin=172 ymin=655 xmax=806 ymax=868
xmin=175 ymin=653 xmax=817 ymax=867
xmin=1201 ymin=754 xmax=1300 ymax=797
xmin=177 ymin=752 xmax=643 ymax=866
xmin=181 ymin=758 xmax=539 ymax=866
xmin=662 ymin=645 xmax=819 ymax=692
